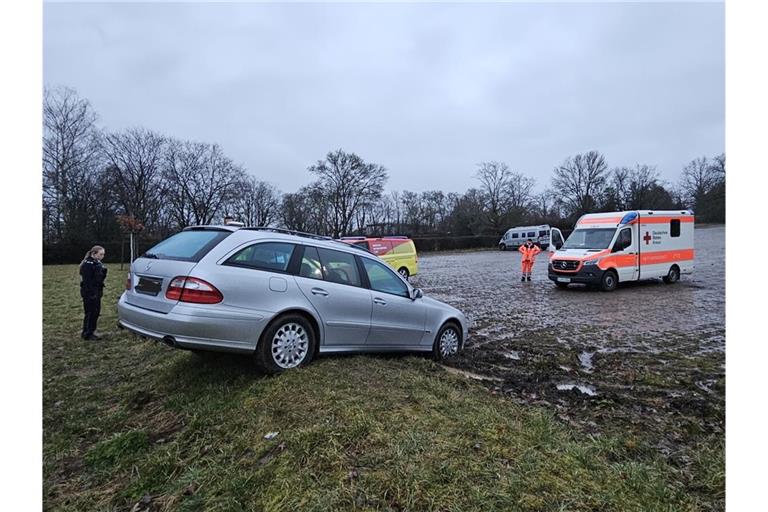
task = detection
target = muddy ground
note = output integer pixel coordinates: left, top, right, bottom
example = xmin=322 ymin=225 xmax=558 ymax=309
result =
xmin=411 ymin=226 xmax=724 ymax=477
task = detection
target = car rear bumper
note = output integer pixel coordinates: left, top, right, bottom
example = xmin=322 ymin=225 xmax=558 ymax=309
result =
xmin=548 ymin=265 xmax=604 ymax=286
xmin=117 ymin=293 xmax=266 ymax=353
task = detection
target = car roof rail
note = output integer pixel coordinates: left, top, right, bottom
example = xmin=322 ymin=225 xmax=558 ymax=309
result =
xmin=382 ymin=235 xmax=409 ymax=239
xmin=339 ymin=236 xmax=366 ymax=240
xmin=242 ymin=226 xmax=333 ymax=241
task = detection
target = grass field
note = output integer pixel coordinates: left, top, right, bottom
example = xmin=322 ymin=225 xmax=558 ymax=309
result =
xmin=43 ymin=265 xmax=723 ymax=511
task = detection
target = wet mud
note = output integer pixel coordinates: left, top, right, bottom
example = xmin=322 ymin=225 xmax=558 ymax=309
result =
xmin=412 ymin=226 xmax=725 ymax=467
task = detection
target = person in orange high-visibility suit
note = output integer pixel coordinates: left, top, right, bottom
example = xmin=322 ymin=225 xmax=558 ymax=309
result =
xmin=519 ymin=239 xmax=542 ymax=282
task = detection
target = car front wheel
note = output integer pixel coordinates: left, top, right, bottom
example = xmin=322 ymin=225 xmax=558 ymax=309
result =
xmin=432 ymin=322 xmax=462 ymax=361
xmin=255 ymin=314 xmax=316 ymax=374
xmin=600 ymin=270 xmax=618 ymax=292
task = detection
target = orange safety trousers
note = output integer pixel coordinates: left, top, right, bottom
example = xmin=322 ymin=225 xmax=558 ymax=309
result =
xmin=519 ymin=245 xmax=541 ymax=274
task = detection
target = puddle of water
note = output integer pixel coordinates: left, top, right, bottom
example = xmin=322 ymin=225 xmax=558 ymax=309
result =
xmin=503 ymin=351 xmax=520 ymax=360
xmin=578 ymin=352 xmax=594 ymax=373
xmin=556 ymin=383 xmax=598 ymax=396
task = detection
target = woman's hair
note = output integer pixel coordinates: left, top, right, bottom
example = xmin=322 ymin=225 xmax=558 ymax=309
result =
xmin=80 ymin=245 xmax=105 ymax=267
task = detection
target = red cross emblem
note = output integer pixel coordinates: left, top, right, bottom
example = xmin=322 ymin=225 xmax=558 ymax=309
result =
xmin=643 ymin=232 xmax=652 ymax=245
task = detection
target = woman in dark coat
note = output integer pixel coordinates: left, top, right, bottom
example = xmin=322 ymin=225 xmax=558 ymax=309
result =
xmin=80 ymin=245 xmax=107 ymax=340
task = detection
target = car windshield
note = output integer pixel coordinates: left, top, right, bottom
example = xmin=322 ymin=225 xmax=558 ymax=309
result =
xmin=562 ymin=228 xmax=616 ymax=250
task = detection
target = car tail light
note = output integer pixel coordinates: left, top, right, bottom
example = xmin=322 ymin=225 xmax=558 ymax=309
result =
xmin=125 ymin=273 xmax=132 ymax=290
xmin=166 ymin=276 xmax=223 ymax=304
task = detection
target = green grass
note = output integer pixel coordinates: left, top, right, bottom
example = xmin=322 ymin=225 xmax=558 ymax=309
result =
xmin=44 ymin=265 xmax=720 ymax=511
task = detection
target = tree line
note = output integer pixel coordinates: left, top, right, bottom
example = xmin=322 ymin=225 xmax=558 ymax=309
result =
xmin=43 ymin=86 xmax=725 ymax=252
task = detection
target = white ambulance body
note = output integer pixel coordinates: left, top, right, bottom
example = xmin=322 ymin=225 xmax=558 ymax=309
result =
xmin=548 ymin=210 xmax=694 ymax=291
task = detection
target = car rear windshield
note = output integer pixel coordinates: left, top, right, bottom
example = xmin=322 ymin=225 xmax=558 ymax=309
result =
xmin=143 ymin=229 xmax=232 ymax=262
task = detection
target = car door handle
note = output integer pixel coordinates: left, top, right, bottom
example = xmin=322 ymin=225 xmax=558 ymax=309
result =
xmin=373 ymin=297 xmax=387 ymax=305
xmin=627 ymin=252 xmax=636 ymax=255
xmin=311 ymin=288 xmax=329 ymax=296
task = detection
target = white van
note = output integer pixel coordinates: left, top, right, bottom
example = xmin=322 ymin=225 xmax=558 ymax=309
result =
xmin=499 ymin=224 xmax=565 ymax=251
xmin=548 ymin=210 xmax=694 ymax=291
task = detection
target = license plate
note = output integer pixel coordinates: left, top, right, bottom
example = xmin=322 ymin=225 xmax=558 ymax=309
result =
xmin=135 ymin=276 xmax=163 ymax=296
xmin=557 ymin=277 xmax=571 ymax=283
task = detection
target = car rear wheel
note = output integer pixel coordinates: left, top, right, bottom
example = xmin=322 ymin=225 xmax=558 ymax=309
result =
xmin=499 ymin=243 xmax=507 ymax=251
xmin=432 ymin=322 xmax=462 ymax=361
xmin=663 ymin=265 xmax=680 ymax=284
xmin=600 ymin=270 xmax=618 ymax=292
xmin=255 ymin=314 xmax=316 ymax=374
xmin=398 ymin=267 xmax=410 ymax=279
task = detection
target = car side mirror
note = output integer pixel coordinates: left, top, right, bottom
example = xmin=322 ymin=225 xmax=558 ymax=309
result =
xmin=410 ymin=288 xmax=423 ymax=300
xmin=612 ymin=242 xmax=626 ymax=253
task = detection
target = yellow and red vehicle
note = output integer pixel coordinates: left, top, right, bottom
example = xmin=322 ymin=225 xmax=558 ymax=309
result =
xmin=338 ymin=236 xmax=418 ymax=279
xmin=548 ymin=210 xmax=694 ymax=291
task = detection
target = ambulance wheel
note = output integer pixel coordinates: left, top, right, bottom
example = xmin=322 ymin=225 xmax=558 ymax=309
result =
xmin=499 ymin=244 xmax=507 ymax=251
xmin=600 ymin=270 xmax=618 ymax=292
xmin=663 ymin=265 xmax=680 ymax=284
xmin=398 ymin=267 xmax=410 ymax=279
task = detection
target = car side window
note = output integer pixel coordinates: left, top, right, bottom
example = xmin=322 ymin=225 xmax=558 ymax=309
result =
xmin=511 ymin=233 xmax=519 ymax=239
xmin=316 ymin=248 xmax=362 ymax=287
xmin=225 ymin=242 xmax=295 ymax=272
xmin=362 ymin=258 xmax=409 ymax=298
xmin=527 ymin=231 xmax=536 ymax=238
xmin=299 ymin=246 xmax=324 ymax=280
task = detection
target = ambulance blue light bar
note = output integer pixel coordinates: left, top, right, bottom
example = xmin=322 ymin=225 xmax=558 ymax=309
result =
xmin=620 ymin=212 xmax=638 ymax=225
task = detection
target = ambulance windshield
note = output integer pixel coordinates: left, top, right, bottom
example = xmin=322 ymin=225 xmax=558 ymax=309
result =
xmin=562 ymin=228 xmax=616 ymax=250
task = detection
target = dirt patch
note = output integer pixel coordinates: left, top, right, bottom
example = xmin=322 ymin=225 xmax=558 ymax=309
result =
xmin=414 ymin=226 xmax=725 ymax=467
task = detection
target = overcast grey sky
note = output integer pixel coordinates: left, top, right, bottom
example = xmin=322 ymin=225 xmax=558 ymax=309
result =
xmin=43 ymin=1 xmax=724 ymax=195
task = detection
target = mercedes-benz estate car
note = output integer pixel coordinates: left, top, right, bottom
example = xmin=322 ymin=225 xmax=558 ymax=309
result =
xmin=117 ymin=226 xmax=468 ymax=373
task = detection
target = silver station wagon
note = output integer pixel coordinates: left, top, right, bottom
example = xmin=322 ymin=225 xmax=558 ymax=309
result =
xmin=117 ymin=226 xmax=468 ymax=373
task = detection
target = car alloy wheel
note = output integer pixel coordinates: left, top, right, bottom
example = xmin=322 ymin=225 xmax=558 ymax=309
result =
xmin=439 ymin=326 xmax=460 ymax=357
xmin=271 ymin=322 xmax=309 ymax=369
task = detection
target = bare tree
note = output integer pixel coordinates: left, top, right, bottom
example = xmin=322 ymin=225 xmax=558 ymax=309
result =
xmin=551 ymin=150 xmax=609 ymax=218
xmin=280 ymin=183 xmax=331 ymax=234
xmin=43 ymin=86 xmax=102 ymax=242
xmin=475 ymin=161 xmax=535 ymax=232
xmin=475 ymin=161 xmax=512 ymax=233
xmin=307 ymin=149 xmax=388 ymax=237
xmin=101 ymin=128 xmax=168 ymax=232
xmin=680 ymin=156 xmax=718 ymax=212
xmin=161 ymin=139 xmax=244 ymax=227
xmin=228 ymin=176 xmax=281 ymax=227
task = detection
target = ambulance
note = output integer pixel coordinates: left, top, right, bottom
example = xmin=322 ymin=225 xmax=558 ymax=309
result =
xmin=548 ymin=210 xmax=694 ymax=291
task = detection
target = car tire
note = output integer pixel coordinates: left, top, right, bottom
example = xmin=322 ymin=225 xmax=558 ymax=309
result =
xmin=432 ymin=321 xmax=462 ymax=361
xmin=600 ymin=270 xmax=618 ymax=292
xmin=663 ymin=265 xmax=680 ymax=284
xmin=398 ymin=267 xmax=410 ymax=279
xmin=499 ymin=243 xmax=507 ymax=251
xmin=255 ymin=314 xmax=316 ymax=374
